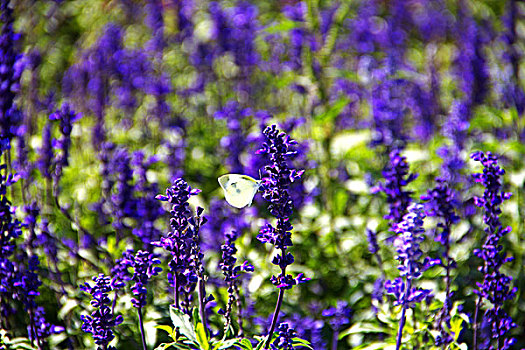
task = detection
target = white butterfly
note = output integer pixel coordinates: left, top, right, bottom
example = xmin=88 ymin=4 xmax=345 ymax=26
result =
xmin=218 ymin=174 xmax=261 ymax=209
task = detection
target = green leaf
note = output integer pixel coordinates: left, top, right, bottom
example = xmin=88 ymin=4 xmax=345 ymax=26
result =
xmin=154 ymin=342 xmax=177 ymax=350
xmin=192 ymin=307 xmax=201 ymax=326
xmin=155 ymin=325 xmax=175 ymax=340
xmin=254 ymin=337 xmax=268 ymax=350
xmin=315 ymin=97 xmax=350 ymax=123
xmin=170 ymin=306 xmax=198 ymax=344
xmin=240 ymin=338 xmax=253 ymax=350
xmin=230 ymin=338 xmax=254 ymax=350
xmin=195 ymin=323 xmax=210 ymax=350
xmin=292 ymin=337 xmax=313 ymax=349
xmin=214 ymin=338 xmax=238 ymax=350
xmin=339 ymin=322 xmax=386 ymax=339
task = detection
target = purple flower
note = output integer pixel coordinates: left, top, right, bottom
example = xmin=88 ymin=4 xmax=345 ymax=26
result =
xmin=219 ymin=230 xmax=253 ymax=331
xmin=370 ymin=78 xmax=409 ymax=148
xmin=257 ymin=125 xmax=305 ymax=290
xmin=121 ymin=250 xmax=162 ymax=309
xmin=372 ymin=149 xmax=417 ymax=224
xmin=453 ymin=2 xmax=489 ymax=107
xmin=422 ymin=179 xmax=461 ymax=344
xmin=80 ymin=274 xmax=123 ymax=349
xmin=29 ymin=306 xmax=65 ymax=344
xmin=385 ymin=204 xmax=436 ymax=307
xmin=270 ymin=323 xmax=296 ymax=350
xmin=0 ymin=140 xmax=23 ymax=318
xmin=49 ymin=103 xmax=81 ymax=181
xmin=214 ymin=101 xmax=253 ymax=174
xmin=322 ymin=301 xmax=352 ymax=332
xmin=153 ymin=178 xmax=200 ymax=309
xmin=108 ymin=148 xmax=138 ymax=241
xmin=0 ymin=0 xmax=24 ymax=142
xmin=37 ymin=122 xmax=54 ymax=180
xmin=470 ymin=151 xmax=516 ymax=349
xmin=131 ymin=152 xmax=163 ymax=246
xmin=385 ymin=203 xmax=438 ymax=350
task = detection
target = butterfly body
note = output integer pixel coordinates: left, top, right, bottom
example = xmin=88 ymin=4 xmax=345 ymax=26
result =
xmin=218 ymin=174 xmax=261 ymax=208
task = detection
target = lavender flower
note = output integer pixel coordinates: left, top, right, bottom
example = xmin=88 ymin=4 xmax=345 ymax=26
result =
xmin=29 ymin=306 xmax=64 ymax=344
xmin=270 ymin=323 xmax=296 ymax=350
xmin=370 ymin=78 xmax=409 ymax=148
xmin=80 ymin=274 xmax=123 ymax=349
xmin=120 ymin=250 xmax=162 ymax=350
xmin=439 ymin=100 xmax=471 ymax=185
xmin=131 ymin=152 xmax=163 ymax=246
xmin=121 ymin=250 xmax=162 ymax=309
xmin=153 ymin=178 xmax=200 ymax=310
xmin=214 ymin=101 xmax=253 ymax=174
xmin=322 ymin=301 xmax=352 ymax=350
xmin=470 ymin=151 xmax=516 ymax=350
xmin=110 ymin=148 xmax=137 ymax=241
xmin=256 ymin=125 xmax=306 ymax=347
xmin=220 ymin=230 xmax=253 ymax=334
xmin=384 ymin=204 xmax=437 ymax=350
xmin=49 ymin=103 xmax=81 ymax=182
xmin=257 ymin=125 xmax=305 ymax=290
xmin=453 ymin=2 xmax=489 ymax=107
xmin=0 ymin=139 xmax=23 ymax=319
xmin=0 ymin=0 xmax=24 ymax=142
xmin=372 ymin=149 xmax=417 ymax=225
xmin=37 ymin=122 xmax=54 ymax=180
xmin=421 ymin=179 xmax=460 ymax=345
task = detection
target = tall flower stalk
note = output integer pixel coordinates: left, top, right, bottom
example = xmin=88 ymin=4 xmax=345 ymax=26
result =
xmin=80 ymin=274 xmax=123 ymax=350
xmin=121 ymin=250 xmax=162 ymax=350
xmin=384 ymin=203 xmax=437 ymax=350
xmin=219 ymin=230 xmax=253 ymax=335
xmin=153 ymin=178 xmax=200 ymax=310
xmin=470 ymin=151 xmax=516 ymax=350
xmin=256 ymin=125 xmax=306 ymax=348
xmin=421 ymin=179 xmax=460 ymax=345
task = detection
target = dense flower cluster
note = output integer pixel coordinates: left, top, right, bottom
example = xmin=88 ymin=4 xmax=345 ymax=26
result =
xmin=0 ymin=139 xmax=22 ymax=318
xmin=153 ymin=178 xmax=200 ymax=309
xmin=385 ymin=204 xmax=437 ymax=307
xmin=49 ymin=103 xmax=81 ymax=181
xmin=0 ymin=0 xmax=23 ymax=142
xmin=80 ymin=274 xmax=123 ymax=349
xmin=471 ymin=151 xmax=516 ymax=349
xmin=219 ymin=230 xmax=253 ymax=331
xmin=131 ymin=152 xmax=163 ymax=246
xmin=421 ymin=179 xmax=460 ymax=345
xmin=270 ymin=323 xmax=296 ymax=350
xmin=120 ymin=250 xmax=162 ymax=309
xmin=372 ymin=149 xmax=417 ymax=224
xmin=322 ymin=301 xmax=352 ymax=332
xmin=257 ymin=125 xmax=305 ymax=290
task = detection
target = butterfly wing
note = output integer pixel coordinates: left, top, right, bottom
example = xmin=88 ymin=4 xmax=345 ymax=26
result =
xmin=218 ymin=174 xmax=260 ymax=208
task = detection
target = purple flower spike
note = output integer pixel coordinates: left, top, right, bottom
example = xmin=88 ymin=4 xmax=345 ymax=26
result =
xmin=470 ymin=151 xmax=516 ymax=349
xmin=270 ymin=323 xmax=296 ymax=350
xmin=372 ymin=149 xmax=417 ymax=225
xmin=385 ymin=204 xmax=435 ymax=350
xmin=153 ymin=178 xmax=200 ymax=309
xmin=121 ymin=250 xmax=162 ymax=309
xmin=80 ymin=274 xmax=123 ymax=349
xmin=257 ymin=125 xmax=304 ymax=289
xmin=258 ymin=125 xmax=306 ymax=348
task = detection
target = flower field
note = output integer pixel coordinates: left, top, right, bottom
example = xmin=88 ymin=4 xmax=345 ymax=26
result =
xmin=1 ymin=0 xmax=524 ymax=349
